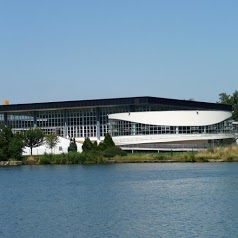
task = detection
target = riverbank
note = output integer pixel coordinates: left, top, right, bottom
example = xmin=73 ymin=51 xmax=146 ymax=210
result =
xmin=1 ymin=145 xmax=238 ymax=166
xmin=0 ymin=161 xmax=22 ymax=166
xmin=109 ymin=145 xmax=238 ymax=163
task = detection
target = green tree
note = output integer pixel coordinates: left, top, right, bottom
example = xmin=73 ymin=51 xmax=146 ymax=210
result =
xmin=24 ymin=128 xmax=44 ymax=155
xmin=82 ymin=137 xmax=94 ymax=152
xmin=0 ymin=125 xmax=14 ymax=161
xmin=68 ymin=138 xmax=78 ymax=152
xmin=95 ymin=133 xmax=116 ymax=151
xmin=218 ymin=90 xmax=238 ymax=121
xmin=102 ymin=133 xmax=115 ymax=148
xmin=8 ymin=133 xmax=25 ymax=160
xmin=0 ymin=126 xmax=24 ymax=161
xmin=45 ymin=134 xmax=60 ymax=153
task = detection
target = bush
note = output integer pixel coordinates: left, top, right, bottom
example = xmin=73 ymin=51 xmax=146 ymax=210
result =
xmin=68 ymin=151 xmax=86 ymax=164
xmin=103 ymin=133 xmax=115 ymax=148
xmin=8 ymin=134 xmax=25 ymax=161
xmin=39 ymin=154 xmax=51 ymax=164
xmin=227 ymin=157 xmax=234 ymax=162
xmin=51 ymin=153 xmax=67 ymax=164
xmin=0 ymin=125 xmax=25 ymax=161
xmin=102 ymin=146 xmax=127 ymax=158
xmin=82 ymin=137 xmax=95 ymax=152
xmin=81 ymin=151 xmax=103 ymax=164
xmin=68 ymin=138 xmax=77 ymax=152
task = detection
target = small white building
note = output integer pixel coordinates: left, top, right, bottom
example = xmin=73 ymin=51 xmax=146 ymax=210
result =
xmin=23 ymin=137 xmax=82 ymax=156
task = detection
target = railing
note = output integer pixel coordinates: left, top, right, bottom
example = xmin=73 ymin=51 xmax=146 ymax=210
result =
xmin=120 ymin=143 xmax=212 ymax=150
xmin=113 ymin=133 xmax=235 ymax=145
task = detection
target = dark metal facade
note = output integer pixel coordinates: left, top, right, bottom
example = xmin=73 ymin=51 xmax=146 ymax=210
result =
xmin=0 ymin=96 xmax=231 ymax=112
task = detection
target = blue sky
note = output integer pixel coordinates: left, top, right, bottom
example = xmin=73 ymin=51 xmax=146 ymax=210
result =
xmin=0 ymin=0 xmax=237 ymax=104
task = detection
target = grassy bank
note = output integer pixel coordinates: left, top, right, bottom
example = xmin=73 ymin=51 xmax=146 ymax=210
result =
xmin=21 ymin=145 xmax=238 ymax=165
xmin=194 ymin=145 xmax=238 ymax=162
xmin=23 ymin=152 xmax=102 ymax=165
xmin=113 ymin=145 xmax=238 ymax=163
xmin=114 ymin=145 xmax=238 ymax=163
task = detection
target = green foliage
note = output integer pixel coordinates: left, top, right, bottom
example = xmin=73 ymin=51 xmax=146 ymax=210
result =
xmin=102 ymin=146 xmax=127 ymax=158
xmin=81 ymin=151 xmax=102 ymax=164
xmin=0 ymin=125 xmax=13 ymax=160
xmin=24 ymin=128 xmax=44 ymax=155
xmin=8 ymin=133 xmax=25 ymax=160
xmin=38 ymin=152 xmax=88 ymax=164
xmin=68 ymin=138 xmax=78 ymax=152
xmin=39 ymin=154 xmax=51 ymax=164
xmin=45 ymin=134 xmax=60 ymax=153
xmin=103 ymin=133 xmax=115 ymax=148
xmin=0 ymin=125 xmax=24 ymax=161
xmin=97 ymin=141 xmax=107 ymax=151
xmin=67 ymin=151 xmax=85 ymax=164
xmin=81 ymin=134 xmax=126 ymax=160
xmin=218 ymin=90 xmax=238 ymax=121
xmin=82 ymin=137 xmax=94 ymax=152
xmin=96 ymin=133 xmax=115 ymax=151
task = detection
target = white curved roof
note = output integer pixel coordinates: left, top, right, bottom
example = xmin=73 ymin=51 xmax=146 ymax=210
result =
xmin=108 ymin=111 xmax=232 ymax=126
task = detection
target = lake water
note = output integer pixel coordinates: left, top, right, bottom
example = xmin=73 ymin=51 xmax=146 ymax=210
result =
xmin=0 ymin=163 xmax=238 ymax=238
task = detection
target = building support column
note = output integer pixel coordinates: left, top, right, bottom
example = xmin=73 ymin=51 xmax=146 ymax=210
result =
xmin=131 ymin=122 xmax=136 ymax=135
xmin=64 ymin=110 xmax=68 ymax=138
xmin=4 ymin=113 xmax=8 ymax=127
xmin=96 ymin=108 xmax=100 ymax=143
xmin=33 ymin=112 xmax=37 ymax=128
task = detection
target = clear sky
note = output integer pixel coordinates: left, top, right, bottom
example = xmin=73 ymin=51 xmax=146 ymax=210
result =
xmin=0 ymin=0 xmax=237 ymax=104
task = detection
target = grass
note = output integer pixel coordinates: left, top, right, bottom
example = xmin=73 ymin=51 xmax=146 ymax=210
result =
xmin=112 ymin=151 xmax=200 ymax=163
xmin=194 ymin=145 xmax=238 ymax=162
xmin=111 ymin=145 xmax=238 ymax=163
xmin=21 ymin=144 xmax=238 ymax=165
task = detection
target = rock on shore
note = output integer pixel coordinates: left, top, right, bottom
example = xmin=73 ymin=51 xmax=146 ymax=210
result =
xmin=0 ymin=161 xmax=22 ymax=166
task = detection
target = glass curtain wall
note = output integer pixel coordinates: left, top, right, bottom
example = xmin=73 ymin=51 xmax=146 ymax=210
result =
xmin=0 ymin=113 xmax=4 ymax=126
xmin=109 ymin=118 xmax=234 ymax=137
xmin=8 ymin=113 xmax=34 ymax=131
xmin=5 ymin=106 xmax=138 ymax=139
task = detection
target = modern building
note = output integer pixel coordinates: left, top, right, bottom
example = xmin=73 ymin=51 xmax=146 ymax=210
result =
xmin=0 ymin=96 xmax=236 ymax=151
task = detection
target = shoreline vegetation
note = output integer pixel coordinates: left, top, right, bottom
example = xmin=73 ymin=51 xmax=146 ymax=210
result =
xmin=1 ymin=145 xmax=238 ymax=166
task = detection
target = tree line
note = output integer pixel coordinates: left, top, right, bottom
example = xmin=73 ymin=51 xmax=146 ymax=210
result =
xmin=218 ymin=90 xmax=238 ymax=121
xmin=0 ymin=124 xmax=125 ymax=162
xmin=0 ymin=126 xmax=59 ymax=161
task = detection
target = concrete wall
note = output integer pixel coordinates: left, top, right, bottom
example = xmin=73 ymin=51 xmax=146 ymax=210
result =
xmin=112 ymin=133 xmax=235 ymax=146
xmin=109 ymin=110 xmax=232 ymax=126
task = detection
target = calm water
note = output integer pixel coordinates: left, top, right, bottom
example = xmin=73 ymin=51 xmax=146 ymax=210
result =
xmin=0 ymin=163 xmax=238 ymax=238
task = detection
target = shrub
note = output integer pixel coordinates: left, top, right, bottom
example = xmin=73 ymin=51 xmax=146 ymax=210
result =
xmin=8 ymin=134 xmax=25 ymax=161
xmin=103 ymin=133 xmax=115 ymax=148
xmin=227 ymin=157 xmax=234 ymax=162
xmin=102 ymin=146 xmax=127 ymax=158
xmin=0 ymin=125 xmax=25 ymax=161
xmin=39 ymin=154 xmax=51 ymax=164
xmin=68 ymin=151 xmax=86 ymax=164
xmin=82 ymin=137 xmax=94 ymax=152
xmin=68 ymin=138 xmax=77 ymax=152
